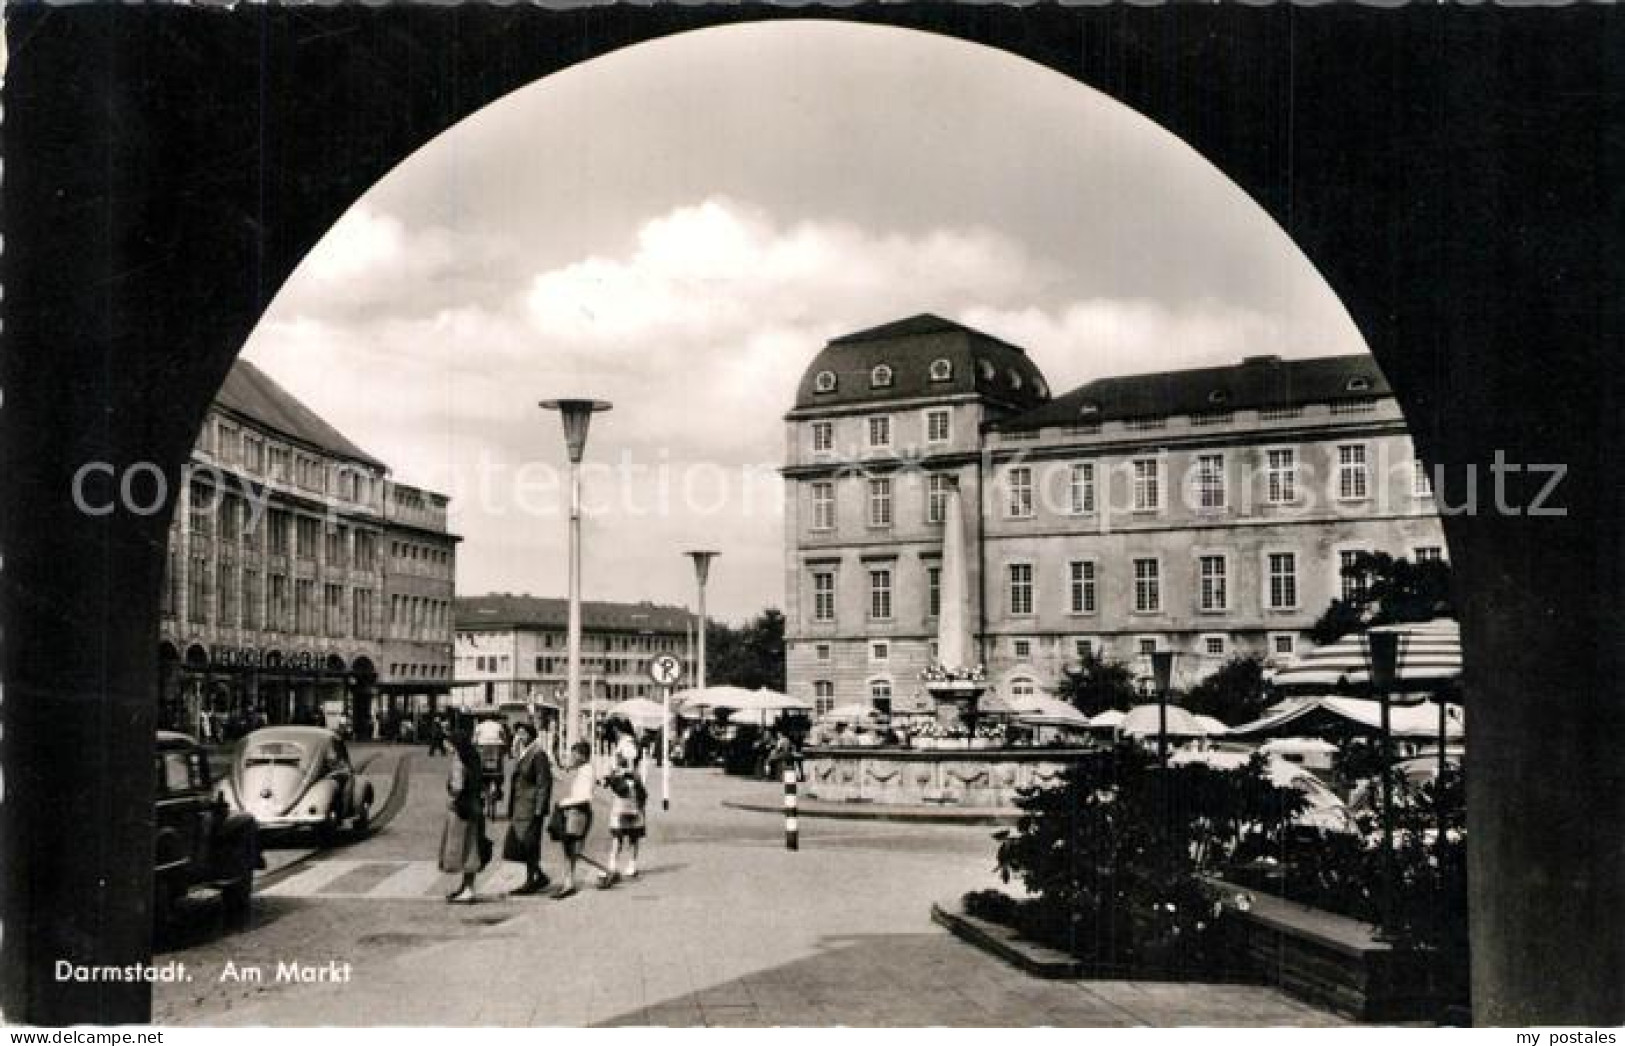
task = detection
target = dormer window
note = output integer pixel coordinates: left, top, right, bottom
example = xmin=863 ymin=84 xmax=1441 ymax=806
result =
xmin=1009 ymin=370 xmax=1023 ymax=391
xmin=928 ymin=358 xmax=953 ymax=382
xmin=1346 ymin=376 xmax=1373 ymax=392
xmin=1034 ymin=378 xmax=1049 ymax=398
xmin=978 ymin=359 xmax=996 ymax=382
xmin=870 ymin=364 xmax=893 ymax=389
xmin=1208 ymin=389 xmax=1229 ymax=404
xmin=814 ymin=370 xmax=838 ymax=394
xmin=1078 ymin=402 xmax=1100 ymax=416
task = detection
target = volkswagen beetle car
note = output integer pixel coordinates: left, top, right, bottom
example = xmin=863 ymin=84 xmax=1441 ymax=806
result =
xmin=219 ymin=725 xmax=374 ymax=839
xmin=154 ymin=731 xmax=259 ymax=928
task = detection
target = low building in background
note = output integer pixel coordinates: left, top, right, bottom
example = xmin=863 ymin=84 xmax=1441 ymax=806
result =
xmin=158 ymin=360 xmax=457 ymax=740
xmin=453 ymin=595 xmax=696 ymax=723
xmin=781 ymin=314 xmax=1447 ymax=715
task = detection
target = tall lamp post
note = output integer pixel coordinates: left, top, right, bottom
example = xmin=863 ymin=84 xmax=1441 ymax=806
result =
xmin=686 ymin=551 xmax=719 ymax=695
xmin=1366 ymin=629 xmax=1402 ymax=931
xmin=1150 ymin=650 xmax=1176 ymax=765
xmin=540 ymin=397 xmax=612 ymax=749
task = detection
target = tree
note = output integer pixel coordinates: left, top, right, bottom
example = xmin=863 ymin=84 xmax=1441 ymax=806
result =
xmin=1309 ymin=551 xmax=1453 ymax=646
xmin=1182 ymin=654 xmax=1270 ymax=727
xmin=1052 ymin=652 xmax=1138 ymax=718
xmin=704 ymin=608 xmax=786 ymax=691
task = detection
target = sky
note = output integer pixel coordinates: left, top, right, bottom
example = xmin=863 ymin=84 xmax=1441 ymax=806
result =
xmin=240 ymin=21 xmax=1370 ymax=624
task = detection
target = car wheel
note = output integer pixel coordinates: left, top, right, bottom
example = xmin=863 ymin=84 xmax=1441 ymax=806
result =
xmin=221 ymin=876 xmax=252 ymax=927
xmin=315 ymin=809 xmax=340 ymax=845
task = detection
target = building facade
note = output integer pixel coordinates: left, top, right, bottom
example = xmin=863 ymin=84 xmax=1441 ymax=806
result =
xmin=158 ymin=360 xmax=457 ymax=739
xmin=781 ymin=315 xmax=1447 ymax=716
xmin=452 ymin=595 xmax=696 ymax=716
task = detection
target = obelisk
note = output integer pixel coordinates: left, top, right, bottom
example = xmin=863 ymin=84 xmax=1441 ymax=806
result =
xmin=928 ymin=479 xmax=985 ymax=730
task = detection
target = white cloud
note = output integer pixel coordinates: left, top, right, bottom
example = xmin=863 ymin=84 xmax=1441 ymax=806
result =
xmin=244 ymin=195 xmax=1360 ymax=621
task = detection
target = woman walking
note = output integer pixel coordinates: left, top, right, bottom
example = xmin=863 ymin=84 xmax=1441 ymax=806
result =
xmin=551 ymin=741 xmax=612 ymax=898
xmin=440 ymin=727 xmax=486 ymax=903
xmin=504 ymin=722 xmax=552 ymax=895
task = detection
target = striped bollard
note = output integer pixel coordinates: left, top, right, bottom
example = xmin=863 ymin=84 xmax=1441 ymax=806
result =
xmin=783 ymin=767 xmax=799 ymax=851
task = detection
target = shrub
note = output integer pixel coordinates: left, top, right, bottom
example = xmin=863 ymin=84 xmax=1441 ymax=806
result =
xmin=984 ymin=744 xmax=1308 ymax=978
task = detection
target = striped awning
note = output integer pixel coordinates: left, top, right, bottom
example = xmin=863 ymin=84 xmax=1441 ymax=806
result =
xmin=1272 ymin=618 xmax=1461 ymax=690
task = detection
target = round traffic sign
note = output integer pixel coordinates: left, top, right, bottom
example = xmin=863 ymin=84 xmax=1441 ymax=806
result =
xmin=648 ymin=653 xmax=685 ymax=686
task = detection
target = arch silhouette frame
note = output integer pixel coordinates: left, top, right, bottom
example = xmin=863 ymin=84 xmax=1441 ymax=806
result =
xmin=1 ymin=4 xmax=1620 ymax=1026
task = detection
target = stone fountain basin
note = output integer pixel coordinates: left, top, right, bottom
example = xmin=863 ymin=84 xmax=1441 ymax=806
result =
xmin=801 ymin=745 xmax=1093 ymax=808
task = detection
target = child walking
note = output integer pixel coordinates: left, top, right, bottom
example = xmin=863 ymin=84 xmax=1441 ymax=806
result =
xmin=598 ymin=768 xmax=647 ymax=887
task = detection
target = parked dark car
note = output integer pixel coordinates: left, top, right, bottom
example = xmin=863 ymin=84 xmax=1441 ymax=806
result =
xmin=154 ymin=731 xmax=259 ymax=928
xmin=218 ymin=725 xmax=374 ymax=839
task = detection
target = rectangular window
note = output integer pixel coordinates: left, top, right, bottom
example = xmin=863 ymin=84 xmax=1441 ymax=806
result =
xmin=1413 ymin=459 xmax=1434 ymax=498
xmin=325 ymin=583 xmax=345 ymax=638
xmin=811 ymin=481 xmax=836 ymax=531
xmin=1204 ymin=635 xmax=1226 ymax=657
xmin=1069 ymin=463 xmax=1095 ymax=514
xmin=1133 ymin=459 xmax=1161 ymax=512
xmin=1338 ymin=443 xmax=1369 ymax=500
xmin=1268 ymin=552 xmax=1298 ymax=610
xmin=1199 ymin=555 xmax=1228 ymax=612
xmin=867 ymin=416 xmax=892 ymax=449
xmin=1012 ymin=638 xmax=1032 ymax=660
xmin=1190 ymin=410 xmax=1233 ymax=428
xmin=811 ymin=421 xmax=833 ymax=453
xmin=352 ymin=588 xmax=370 ymax=639
xmin=216 ymin=559 xmax=235 ymax=627
xmin=812 ymin=571 xmax=836 ymax=623
xmin=1272 ymin=633 xmax=1298 ymax=657
xmin=814 ymin=681 xmax=835 ymax=718
xmin=1006 ymin=466 xmax=1034 ymax=518
xmin=868 ymin=478 xmax=893 ymax=527
xmin=1414 ymin=545 xmax=1444 ymax=563
xmin=927 ymin=566 xmax=941 ymax=618
xmin=815 ymin=643 xmax=831 ymax=662
xmin=1007 ymin=562 xmax=1034 ymax=616
xmin=1331 ymin=397 xmax=1378 ymax=415
xmin=869 ymin=569 xmax=893 ymax=621
xmin=925 ymin=408 xmax=951 ymax=444
xmin=1069 ymin=560 xmax=1096 ymax=615
xmin=188 ymin=554 xmax=210 ymax=625
xmin=1138 ymin=636 xmax=1158 ymax=656
xmin=1195 ymin=453 xmax=1226 ymax=510
xmin=268 ymin=574 xmax=289 ymax=631
xmin=266 ymin=445 xmax=290 ymax=482
xmin=1260 ymin=406 xmax=1302 ymax=421
xmin=241 ymin=569 xmax=260 ymax=630
xmin=242 ymin=434 xmax=264 ymax=473
xmin=927 ymin=474 xmax=952 ymax=525
xmin=1340 ymin=550 xmax=1366 ymax=601
xmin=295 ymin=517 xmax=318 ymax=561
xmin=1125 ymin=416 xmax=1166 ymax=431
xmin=1267 ymin=449 xmax=1297 ymax=505
xmin=326 ymin=526 xmax=347 ymax=568
xmin=870 ymin=641 xmax=889 ymax=662
xmin=295 ymin=578 xmax=316 ymax=634
xmin=1074 ymin=638 xmax=1095 ymax=660
xmin=355 ymin=531 xmax=377 ymax=572
xmin=188 ymin=481 xmax=213 ymax=538
xmin=1134 ymin=558 xmax=1161 ymax=613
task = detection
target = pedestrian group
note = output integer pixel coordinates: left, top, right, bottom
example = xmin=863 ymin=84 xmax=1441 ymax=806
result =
xmin=439 ymin=717 xmax=649 ymax=903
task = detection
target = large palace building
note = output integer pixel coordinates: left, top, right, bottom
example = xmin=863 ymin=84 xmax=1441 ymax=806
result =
xmin=452 ymin=595 xmax=697 ymax=714
xmin=159 ymin=360 xmax=459 ymax=739
xmin=781 ymin=315 xmax=1446 ymax=716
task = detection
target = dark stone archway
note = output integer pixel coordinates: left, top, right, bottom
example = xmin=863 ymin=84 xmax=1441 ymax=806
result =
xmin=1 ymin=4 xmax=1619 ymax=1026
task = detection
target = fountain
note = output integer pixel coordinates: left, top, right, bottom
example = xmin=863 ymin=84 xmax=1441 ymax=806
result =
xmin=802 ymin=483 xmax=1093 ymax=811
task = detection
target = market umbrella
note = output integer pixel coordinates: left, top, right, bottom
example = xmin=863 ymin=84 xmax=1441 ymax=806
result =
xmin=1118 ymin=703 xmax=1210 ymax=739
xmin=605 ymin=697 xmax=672 ymax=731
xmin=1271 ymin=618 xmax=1462 ymax=691
xmin=819 ymin=702 xmax=884 ymax=724
xmin=1194 ymin=715 xmax=1230 ymax=737
xmin=671 ymin=685 xmax=768 ymax=716
xmin=1089 ymin=709 xmax=1127 ymax=729
xmin=1011 ymin=695 xmax=1091 ymax=728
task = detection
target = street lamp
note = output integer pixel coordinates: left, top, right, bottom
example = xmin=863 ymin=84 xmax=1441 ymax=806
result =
xmin=1150 ymin=650 xmax=1176 ymax=765
xmin=540 ymin=397 xmax=612 ymax=749
xmin=686 ymin=551 xmax=719 ymax=693
xmin=1365 ymin=628 xmax=1403 ymax=931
